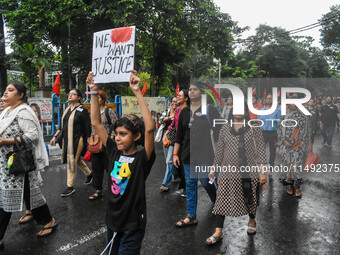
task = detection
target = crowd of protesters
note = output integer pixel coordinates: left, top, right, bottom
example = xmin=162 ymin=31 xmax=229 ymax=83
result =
xmin=0 ymin=74 xmax=339 ymax=253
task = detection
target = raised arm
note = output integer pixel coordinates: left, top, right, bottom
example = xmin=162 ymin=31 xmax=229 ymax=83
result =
xmin=129 ymin=70 xmax=154 ymax=159
xmin=86 ymin=71 xmax=109 ymax=147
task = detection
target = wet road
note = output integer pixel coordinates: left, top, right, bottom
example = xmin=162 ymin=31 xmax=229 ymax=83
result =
xmin=2 ymin=132 xmax=340 ymax=254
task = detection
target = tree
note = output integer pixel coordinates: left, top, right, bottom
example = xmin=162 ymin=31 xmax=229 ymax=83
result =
xmin=0 ymin=13 xmax=7 ymax=93
xmin=320 ymin=4 xmax=340 ymax=71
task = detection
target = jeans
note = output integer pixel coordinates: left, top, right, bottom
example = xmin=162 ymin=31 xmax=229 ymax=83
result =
xmin=183 ymin=164 xmax=216 ymax=218
xmin=322 ymin=125 xmax=335 ymax=146
xmin=262 ymin=131 xmax=278 ymax=167
xmin=162 ymin=146 xmax=176 ymax=187
xmin=106 ymin=227 xmax=145 ymax=255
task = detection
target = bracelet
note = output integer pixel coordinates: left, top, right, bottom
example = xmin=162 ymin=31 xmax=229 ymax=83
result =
xmin=173 ymin=154 xmax=178 ymax=156
xmin=85 ymin=91 xmax=99 ymax=95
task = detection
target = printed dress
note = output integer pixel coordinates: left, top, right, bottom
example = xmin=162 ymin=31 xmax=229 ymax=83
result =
xmin=0 ymin=114 xmax=46 ymax=212
xmin=277 ymin=109 xmax=310 ymax=187
xmin=212 ymin=125 xmax=266 ymax=217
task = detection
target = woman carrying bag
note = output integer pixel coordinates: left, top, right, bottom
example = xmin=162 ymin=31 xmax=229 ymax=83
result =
xmin=0 ymin=81 xmax=57 ymax=250
xmin=159 ymin=96 xmax=178 ymax=191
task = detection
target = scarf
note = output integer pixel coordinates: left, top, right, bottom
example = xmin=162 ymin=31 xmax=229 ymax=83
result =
xmin=0 ymin=104 xmax=49 ymax=171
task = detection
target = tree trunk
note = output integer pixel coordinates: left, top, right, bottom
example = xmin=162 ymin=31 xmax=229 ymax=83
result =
xmin=61 ymin=43 xmax=70 ymax=93
xmin=38 ymin=66 xmax=45 ymax=87
xmin=0 ymin=14 xmax=7 ymax=93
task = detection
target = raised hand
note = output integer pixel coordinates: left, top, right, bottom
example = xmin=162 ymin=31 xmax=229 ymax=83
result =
xmin=86 ymin=71 xmax=98 ymax=91
xmin=129 ymin=70 xmax=141 ymax=93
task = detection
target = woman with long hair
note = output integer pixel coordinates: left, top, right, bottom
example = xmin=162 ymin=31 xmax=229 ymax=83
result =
xmin=159 ymin=96 xmax=178 ymax=191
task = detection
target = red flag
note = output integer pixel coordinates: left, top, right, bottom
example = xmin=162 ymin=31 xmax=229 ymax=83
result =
xmin=252 ymin=87 xmax=256 ymax=95
xmin=52 ymin=73 xmax=60 ymax=96
xmin=175 ymin=82 xmax=179 ymax=96
xmin=142 ymin=79 xmax=148 ymax=95
xmin=278 ymin=89 xmax=281 ymax=97
xmin=263 ymin=88 xmax=267 ymax=98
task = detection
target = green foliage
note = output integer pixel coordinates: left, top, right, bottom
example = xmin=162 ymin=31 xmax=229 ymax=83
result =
xmin=320 ymin=4 xmax=340 ymax=71
xmin=1 ymin=0 xmax=237 ymax=96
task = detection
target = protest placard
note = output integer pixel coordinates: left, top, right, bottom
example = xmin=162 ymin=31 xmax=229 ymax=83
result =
xmin=27 ymin=98 xmax=52 ymax=122
xmin=92 ymin=26 xmax=136 ymax=83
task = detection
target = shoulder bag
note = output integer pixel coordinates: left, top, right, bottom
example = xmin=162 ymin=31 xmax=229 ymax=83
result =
xmin=7 ymin=136 xmax=36 ymax=175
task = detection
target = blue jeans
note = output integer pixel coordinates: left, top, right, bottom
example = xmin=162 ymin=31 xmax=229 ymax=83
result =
xmin=162 ymin=146 xmax=175 ymax=187
xmin=106 ymin=227 xmax=145 ymax=255
xmin=183 ymin=164 xmax=216 ymax=218
xmin=322 ymin=125 xmax=335 ymax=145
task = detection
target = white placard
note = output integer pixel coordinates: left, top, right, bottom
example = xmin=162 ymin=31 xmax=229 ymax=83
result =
xmin=92 ymin=26 xmax=135 ymax=83
xmin=27 ymin=98 xmax=52 ymax=122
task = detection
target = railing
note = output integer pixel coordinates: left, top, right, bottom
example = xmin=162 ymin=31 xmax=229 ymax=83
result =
xmin=50 ymin=93 xmax=122 ymax=136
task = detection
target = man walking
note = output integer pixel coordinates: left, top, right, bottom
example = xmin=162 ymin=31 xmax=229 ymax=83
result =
xmin=320 ymin=96 xmax=339 ymax=148
xmin=258 ymin=94 xmax=281 ymax=173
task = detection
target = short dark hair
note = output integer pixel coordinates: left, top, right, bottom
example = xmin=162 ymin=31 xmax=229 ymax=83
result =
xmin=114 ymin=114 xmax=145 ymax=146
xmin=9 ymin=80 xmax=27 ymax=102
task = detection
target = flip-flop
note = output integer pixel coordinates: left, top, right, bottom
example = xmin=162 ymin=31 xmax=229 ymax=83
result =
xmin=36 ymin=223 xmax=58 ymax=238
xmin=295 ymin=193 xmax=302 ymax=199
xmin=18 ymin=212 xmax=33 ymax=224
xmin=206 ymin=234 xmax=223 ymax=246
xmin=89 ymin=191 xmax=103 ymax=200
xmin=287 ymin=189 xmax=294 ymax=196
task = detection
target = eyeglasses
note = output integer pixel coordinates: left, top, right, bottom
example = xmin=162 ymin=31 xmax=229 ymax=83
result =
xmin=68 ymin=93 xmax=78 ymax=96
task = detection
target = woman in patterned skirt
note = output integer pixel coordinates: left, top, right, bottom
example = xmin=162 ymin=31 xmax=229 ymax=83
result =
xmin=0 ymin=81 xmax=57 ymax=250
xmin=277 ymin=96 xmax=311 ymax=198
xmin=206 ymin=104 xmax=268 ymax=245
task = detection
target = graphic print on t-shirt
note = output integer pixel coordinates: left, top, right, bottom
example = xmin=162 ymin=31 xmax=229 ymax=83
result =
xmin=110 ymin=156 xmax=134 ymax=195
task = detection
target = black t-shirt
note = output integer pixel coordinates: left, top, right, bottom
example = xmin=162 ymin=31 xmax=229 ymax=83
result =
xmin=104 ymin=137 xmax=156 ymax=232
xmin=175 ymin=107 xmax=190 ymax=164
xmin=321 ymin=104 xmax=338 ymax=127
xmin=190 ymin=104 xmax=221 ymax=165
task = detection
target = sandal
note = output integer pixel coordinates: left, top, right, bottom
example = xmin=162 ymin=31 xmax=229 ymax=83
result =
xmin=206 ymin=234 xmax=223 ymax=246
xmin=89 ymin=190 xmax=103 ymax=200
xmin=295 ymin=189 xmax=302 ymax=198
xmin=18 ymin=212 xmax=33 ymax=224
xmin=36 ymin=223 xmax=58 ymax=238
xmin=287 ymin=187 xmax=294 ymax=196
xmin=175 ymin=215 xmax=198 ymax=228
xmin=160 ymin=185 xmax=169 ymax=192
xmin=247 ymin=223 xmax=257 ymax=235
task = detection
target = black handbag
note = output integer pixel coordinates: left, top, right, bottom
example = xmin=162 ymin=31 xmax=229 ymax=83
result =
xmin=6 ymin=136 xmax=36 ymax=175
xmin=167 ymin=126 xmax=176 ymax=144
